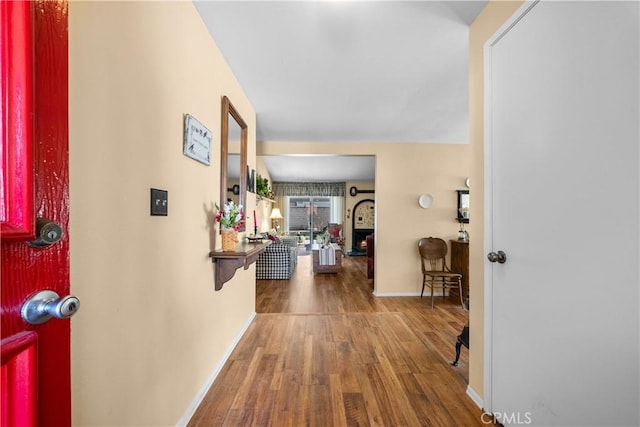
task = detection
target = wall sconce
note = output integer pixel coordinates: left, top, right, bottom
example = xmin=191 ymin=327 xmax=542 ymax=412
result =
xmin=270 ymin=208 xmax=283 ymax=234
xmin=418 ymin=194 xmax=434 ymax=209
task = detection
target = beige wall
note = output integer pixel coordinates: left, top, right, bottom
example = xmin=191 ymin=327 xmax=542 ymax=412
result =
xmin=468 ymin=0 xmax=524 ymax=400
xmin=69 ymin=1 xmax=256 ymax=425
xmin=258 ymin=142 xmax=471 ymax=295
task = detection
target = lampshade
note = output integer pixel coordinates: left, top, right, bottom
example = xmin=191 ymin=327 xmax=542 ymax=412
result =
xmin=269 ymin=208 xmax=283 ymax=219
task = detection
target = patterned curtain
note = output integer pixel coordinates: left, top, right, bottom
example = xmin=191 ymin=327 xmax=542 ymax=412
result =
xmin=272 ymin=182 xmax=345 ymax=197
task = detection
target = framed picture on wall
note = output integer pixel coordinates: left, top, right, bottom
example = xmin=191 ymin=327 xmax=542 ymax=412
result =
xmin=183 ymin=113 xmax=212 ymax=166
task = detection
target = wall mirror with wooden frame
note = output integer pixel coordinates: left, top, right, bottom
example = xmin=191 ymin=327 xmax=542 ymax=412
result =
xmin=220 ymin=96 xmax=247 ymax=232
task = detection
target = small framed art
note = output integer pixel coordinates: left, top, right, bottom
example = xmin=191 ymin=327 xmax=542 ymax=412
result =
xmin=183 ymin=114 xmax=212 ymax=166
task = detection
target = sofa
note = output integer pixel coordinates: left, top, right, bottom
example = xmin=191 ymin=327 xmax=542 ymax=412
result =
xmin=256 ymin=235 xmax=298 ymax=279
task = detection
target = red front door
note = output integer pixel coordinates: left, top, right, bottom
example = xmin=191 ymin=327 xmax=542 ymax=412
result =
xmin=1 ymin=1 xmax=71 ymax=425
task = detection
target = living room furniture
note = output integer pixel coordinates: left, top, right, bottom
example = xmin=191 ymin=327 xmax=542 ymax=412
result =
xmin=209 ymin=241 xmax=270 ymax=290
xmin=450 ymin=240 xmax=469 ymax=299
xmin=255 ymin=236 xmax=298 ymax=279
xmin=366 ymin=233 xmax=374 ymax=280
xmin=418 ymin=237 xmax=464 ymax=308
xmin=278 ymin=235 xmax=298 ymax=248
xmin=311 ymin=243 xmax=342 ymax=274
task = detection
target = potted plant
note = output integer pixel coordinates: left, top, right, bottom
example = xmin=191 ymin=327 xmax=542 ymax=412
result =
xmin=256 ymin=174 xmax=271 ymax=198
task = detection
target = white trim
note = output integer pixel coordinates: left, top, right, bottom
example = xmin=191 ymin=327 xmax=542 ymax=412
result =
xmin=372 ymin=291 xmax=445 ymax=297
xmin=466 ymin=385 xmax=484 ymax=410
xmin=176 ymin=311 xmax=257 ymax=427
xmin=482 ymin=29 xmax=495 ymax=417
xmin=482 ymin=0 xmax=539 ymax=414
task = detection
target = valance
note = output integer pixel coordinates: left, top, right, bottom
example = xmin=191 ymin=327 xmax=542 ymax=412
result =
xmin=273 ymin=182 xmax=345 ymax=197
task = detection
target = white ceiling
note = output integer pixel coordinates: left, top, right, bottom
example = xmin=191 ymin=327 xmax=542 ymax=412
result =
xmin=262 ymin=154 xmax=376 ymax=182
xmin=195 ymin=0 xmax=487 ymax=182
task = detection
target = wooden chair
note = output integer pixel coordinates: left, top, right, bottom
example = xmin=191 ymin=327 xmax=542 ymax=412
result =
xmin=418 ymin=237 xmax=464 ymax=308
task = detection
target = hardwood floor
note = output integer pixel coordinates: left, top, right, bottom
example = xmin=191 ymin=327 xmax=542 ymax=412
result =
xmin=188 ymin=254 xmax=488 ymax=426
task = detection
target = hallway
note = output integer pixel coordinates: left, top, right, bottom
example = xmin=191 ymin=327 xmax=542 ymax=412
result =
xmin=188 ymin=254 xmax=485 ymax=426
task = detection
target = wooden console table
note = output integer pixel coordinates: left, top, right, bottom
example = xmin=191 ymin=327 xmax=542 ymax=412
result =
xmin=209 ymin=241 xmax=270 ymax=291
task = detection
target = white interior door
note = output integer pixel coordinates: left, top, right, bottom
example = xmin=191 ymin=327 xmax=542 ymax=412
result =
xmin=485 ymin=2 xmax=639 ymax=426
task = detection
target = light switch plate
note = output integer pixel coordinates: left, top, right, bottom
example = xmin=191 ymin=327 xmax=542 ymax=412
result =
xmin=150 ymin=188 xmax=168 ymax=216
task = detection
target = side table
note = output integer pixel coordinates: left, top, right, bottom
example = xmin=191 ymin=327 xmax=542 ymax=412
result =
xmin=311 ymin=243 xmax=342 ymax=274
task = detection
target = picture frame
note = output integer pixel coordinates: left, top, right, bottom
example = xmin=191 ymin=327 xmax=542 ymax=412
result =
xmin=457 ymin=190 xmax=470 ymax=223
xmin=183 ymin=114 xmax=212 ymax=166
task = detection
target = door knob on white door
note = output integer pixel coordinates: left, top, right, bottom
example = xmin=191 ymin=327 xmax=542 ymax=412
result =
xmin=21 ymin=290 xmax=80 ymax=325
xmin=487 ymin=251 xmax=507 ymax=264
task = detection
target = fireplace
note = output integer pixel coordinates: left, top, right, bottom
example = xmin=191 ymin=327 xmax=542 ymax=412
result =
xmin=351 ymin=228 xmax=374 ymax=255
xmin=350 ymin=199 xmax=375 ymax=256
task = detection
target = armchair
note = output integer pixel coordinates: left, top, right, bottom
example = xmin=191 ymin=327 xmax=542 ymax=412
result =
xmin=256 ymin=236 xmax=298 ymax=279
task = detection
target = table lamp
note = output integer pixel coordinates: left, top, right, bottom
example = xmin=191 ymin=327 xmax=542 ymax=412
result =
xmin=270 ymin=208 xmax=283 ymax=234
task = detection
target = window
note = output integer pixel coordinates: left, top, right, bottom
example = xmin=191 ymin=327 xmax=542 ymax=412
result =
xmin=285 ymin=196 xmax=343 ymax=239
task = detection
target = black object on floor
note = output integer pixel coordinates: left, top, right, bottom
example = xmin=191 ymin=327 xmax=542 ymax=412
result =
xmin=451 ymin=325 xmax=469 ymax=366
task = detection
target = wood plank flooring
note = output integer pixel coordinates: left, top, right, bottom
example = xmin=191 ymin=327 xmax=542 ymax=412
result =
xmin=188 ymin=253 xmax=489 ymax=426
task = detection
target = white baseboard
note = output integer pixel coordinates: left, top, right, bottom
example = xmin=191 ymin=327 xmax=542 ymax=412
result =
xmin=372 ymin=291 xmax=444 ymax=297
xmin=176 ymin=311 xmax=257 ymax=427
xmin=466 ymin=385 xmax=484 ymax=410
